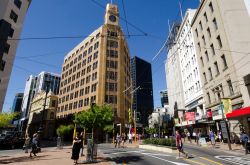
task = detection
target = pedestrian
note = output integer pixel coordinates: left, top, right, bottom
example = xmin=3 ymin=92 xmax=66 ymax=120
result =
xmin=192 ymin=131 xmax=197 ymax=143
xmin=197 ymin=131 xmax=201 ymax=145
xmin=80 ymin=131 xmax=84 ymax=156
xmin=30 ymin=133 xmax=38 ymax=157
xmin=115 ymin=133 xmax=121 ymax=148
xmin=175 ymin=130 xmax=188 ymax=159
xmin=218 ymin=131 xmax=222 ymax=143
xmin=240 ymin=131 xmax=250 ymax=155
xmin=187 ymin=131 xmax=191 ymax=143
xmin=128 ymin=133 xmax=132 ymax=144
xmin=121 ymin=134 xmax=125 ymax=147
xmin=71 ymin=132 xmax=82 ymax=164
xmin=209 ymin=130 xmax=216 ymax=148
xmin=23 ymin=134 xmax=30 ymax=153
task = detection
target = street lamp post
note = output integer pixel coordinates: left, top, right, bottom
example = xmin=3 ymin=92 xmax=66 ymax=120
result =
xmin=38 ymin=79 xmax=50 ymax=137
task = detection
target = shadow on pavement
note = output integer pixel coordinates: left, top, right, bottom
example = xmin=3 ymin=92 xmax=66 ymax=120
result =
xmin=0 ymin=155 xmax=48 ymax=164
xmin=107 ymin=155 xmax=143 ymax=164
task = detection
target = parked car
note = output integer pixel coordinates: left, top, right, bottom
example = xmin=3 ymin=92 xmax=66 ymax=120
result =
xmin=0 ymin=132 xmax=25 ymax=149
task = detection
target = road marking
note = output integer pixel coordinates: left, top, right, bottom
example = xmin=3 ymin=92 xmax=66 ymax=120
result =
xmin=184 ymin=159 xmax=205 ymax=165
xmin=141 ymin=153 xmax=190 ymax=165
xmin=215 ymin=155 xmax=250 ymax=165
xmin=199 ymin=157 xmax=223 ymax=165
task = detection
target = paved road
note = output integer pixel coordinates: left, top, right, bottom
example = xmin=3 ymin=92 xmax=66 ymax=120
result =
xmin=99 ymin=143 xmax=250 ymax=165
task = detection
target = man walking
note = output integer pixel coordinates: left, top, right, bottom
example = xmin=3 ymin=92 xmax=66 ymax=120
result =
xmin=240 ymin=131 xmax=250 ymax=154
xmin=175 ymin=130 xmax=188 ymax=159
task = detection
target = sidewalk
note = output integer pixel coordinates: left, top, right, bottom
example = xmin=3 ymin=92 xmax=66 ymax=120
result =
xmin=183 ymin=139 xmax=247 ymax=156
xmin=0 ymin=146 xmax=111 ymax=165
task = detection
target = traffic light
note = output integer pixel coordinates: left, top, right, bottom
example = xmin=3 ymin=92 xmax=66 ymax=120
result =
xmin=128 ymin=108 xmax=132 ymax=123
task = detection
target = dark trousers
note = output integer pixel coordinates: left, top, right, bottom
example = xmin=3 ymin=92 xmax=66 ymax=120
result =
xmin=243 ymin=141 xmax=249 ymax=154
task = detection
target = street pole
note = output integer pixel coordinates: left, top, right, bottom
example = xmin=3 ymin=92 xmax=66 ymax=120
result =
xmin=38 ymin=80 xmax=50 ymax=137
xmin=158 ymin=111 xmax=161 ymax=138
xmin=134 ymin=110 xmax=137 ymax=143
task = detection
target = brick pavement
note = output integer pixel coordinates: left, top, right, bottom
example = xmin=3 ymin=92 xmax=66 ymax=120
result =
xmin=0 ymin=146 xmax=111 ymax=165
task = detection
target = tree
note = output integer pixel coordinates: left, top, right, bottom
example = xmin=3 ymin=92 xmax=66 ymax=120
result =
xmin=56 ymin=125 xmax=73 ymax=138
xmin=145 ymin=127 xmax=156 ymax=138
xmin=0 ymin=113 xmax=18 ymax=128
xmin=74 ymin=104 xmax=113 ymax=139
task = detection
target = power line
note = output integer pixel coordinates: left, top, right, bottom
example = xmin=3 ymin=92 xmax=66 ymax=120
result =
xmin=121 ymin=0 xmax=130 ymax=37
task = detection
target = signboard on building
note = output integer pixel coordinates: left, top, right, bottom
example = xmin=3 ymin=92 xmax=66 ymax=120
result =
xmin=185 ymin=112 xmax=195 ymax=121
xmin=206 ymin=110 xmax=212 ymax=118
xmin=220 ymin=120 xmax=229 ymax=139
xmin=221 ymin=99 xmax=232 ymax=116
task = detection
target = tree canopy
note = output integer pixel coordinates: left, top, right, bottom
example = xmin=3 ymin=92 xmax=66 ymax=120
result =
xmin=74 ymin=104 xmax=113 ymax=132
xmin=0 ymin=113 xmax=18 ymax=128
xmin=56 ymin=124 xmax=73 ymax=137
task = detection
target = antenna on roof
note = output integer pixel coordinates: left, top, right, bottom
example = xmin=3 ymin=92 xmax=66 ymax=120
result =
xmin=179 ymin=1 xmax=184 ymax=21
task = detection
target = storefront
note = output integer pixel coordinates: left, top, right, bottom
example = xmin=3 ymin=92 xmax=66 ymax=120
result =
xmin=226 ymin=106 xmax=250 ymax=136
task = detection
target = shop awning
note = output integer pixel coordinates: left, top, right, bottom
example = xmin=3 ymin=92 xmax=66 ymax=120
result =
xmin=226 ymin=106 xmax=250 ymax=119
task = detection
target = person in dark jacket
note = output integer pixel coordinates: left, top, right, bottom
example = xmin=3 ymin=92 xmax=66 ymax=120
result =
xmin=30 ymin=133 xmax=38 ymax=157
xmin=240 ymin=131 xmax=250 ymax=154
xmin=71 ymin=132 xmax=82 ymax=164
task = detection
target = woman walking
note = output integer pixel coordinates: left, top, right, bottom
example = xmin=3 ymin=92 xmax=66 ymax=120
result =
xmin=30 ymin=133 xmax=38 ymax=157
xmin=71 ymin=132 xmax=82 ymax=164
xmin=209 ymin=130 xmax=216 ymax=148
xmin=23 ymin=134 xmax=30 ymax=153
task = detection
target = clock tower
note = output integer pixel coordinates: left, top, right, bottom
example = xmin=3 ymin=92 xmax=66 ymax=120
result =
xmin=104 ymin=3 xmax=119 ymax=26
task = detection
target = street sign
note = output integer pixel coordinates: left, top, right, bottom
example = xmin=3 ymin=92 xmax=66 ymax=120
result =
xmin=199 ymin=138 xmax=207 ymax=146
xmin=220 ymin=121 xmax=229 ymax=139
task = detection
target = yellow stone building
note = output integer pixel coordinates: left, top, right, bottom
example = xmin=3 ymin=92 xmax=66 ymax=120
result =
xmin=27 ymin=91 xmax=57 ymax=139
xmin=57 ymin=3 xmax=131 ymax=130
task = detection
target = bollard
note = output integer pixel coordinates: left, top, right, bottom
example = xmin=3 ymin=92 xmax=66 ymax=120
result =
xmin=57 ymin=137 xmax=62 ymax=149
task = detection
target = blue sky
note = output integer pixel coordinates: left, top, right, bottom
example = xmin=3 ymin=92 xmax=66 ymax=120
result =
xmin=3 ymin=0 xmax=199 ymax=112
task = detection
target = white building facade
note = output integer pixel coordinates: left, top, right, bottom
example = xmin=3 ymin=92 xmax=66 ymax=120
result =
xmin=177 ymin=9 xmax=205 ymax=122
xmin=165 ymin=23 xmax=185 ymax=115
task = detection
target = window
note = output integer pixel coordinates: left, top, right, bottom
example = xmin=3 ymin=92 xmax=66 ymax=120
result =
xmin=107 ymin=50 xmax=118 ymax=58
xmin=92 ymin=72 xmax=97 ymax=81
xmin=74 ymin=91 xmax=79 ymax=98
xmin=205 ymin=51 xmax=209 ymax=61
xmin=221 ymin=54 xmax=228 ymax=70
xmin=209 ymin=2 xmax=214 ymax=12
xmin=10 ymin=10 xmax=18 ymax=23
xmin=105 ymin=95 xmax=117 ymax=104
xmin=217 ymin=35 xmax=222 ymax=48
xmin=9 ymin=28 xmax=14 ymax=38
xmin=214 ymin=61 xmax=220 ymax=76
xmin=106 ymin=60 xmax=118 ymax=69
xmin=195 ymin=29 xmax=198 ymax=37
xmin=93 ymin=51 xmax=98 ymax=59
xmin=107 ymin=40 xmax=118 ymax=48
xmin=88 ymin=46 xmax=93 ymax=54
xmin=200 ymin=57 xmax=204 ymax=66
xmin=207 ymin=28 xmax=211 ymax=38
xmin=78 ymin=100 xmax=83 ymax=108
xmin=87 ymin=56 xmax=92 ymax=63
xmin=197 ymin=42 xmax=201 ymax=52
xmin=94 ymin=42 xmax=99 ymax=50
xmin=0 ymin=60 xmax=6 ymax=71
xmin=204 ymin=12 xmax=208 ymax=22
xmin=91 ymin=96 xmax=96 ymax=103
xmin=93 ymin=61 xmax=98 ymax=70
xmin=85 ymin=86 xmax=90 ymax=94
xmin=227 ymin=80 xmax=234 ymax=95
xmin=213 ymin=18 xmax=218 ymax=30
xmin=14 ymin=0 xmax=22 ymax=9
xmin=210 ymin=44 xmax=215 ymax=55
xmin=203 ymin=72 xmax=207 ymax=83
xmin=91 ymin=83 xmax=97 ymax=92
xmin=202 ymin=35 xmax=206 ymax=45
xmin=69 ymin=103 xmax=73 ymax=110
xmin=207 ymin=92 xmax=211 ymax=104
xmin=106 ymin=71 xmax=117 ymax=80
xmin=105 ymin=83 xmax=117 ymax=91
xmin=84 ymin=98 xmax=90 ymax=106
xmin=73 ymin=102 xmax=78 ymax=109
xmin=208 ymin=67 xmax=213 ymax=80
xmin=80 ymin=88 xmax=84 ymax=96
xmin=199 ymin=21 xmax=203 ymax=30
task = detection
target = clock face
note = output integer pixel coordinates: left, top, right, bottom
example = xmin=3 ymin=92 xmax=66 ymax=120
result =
xmin=109 ymin=15 xmax=116 ymax=22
